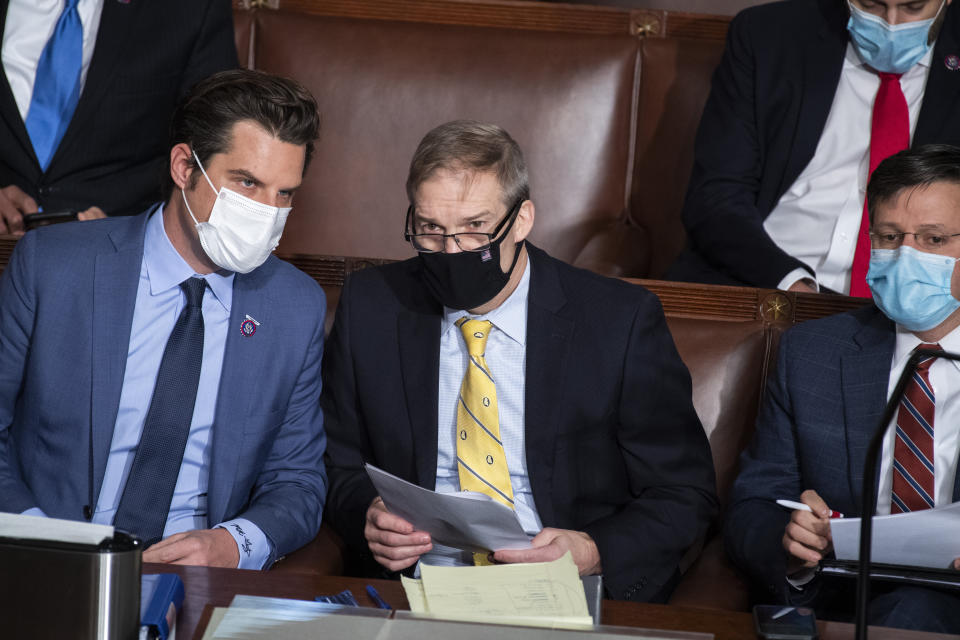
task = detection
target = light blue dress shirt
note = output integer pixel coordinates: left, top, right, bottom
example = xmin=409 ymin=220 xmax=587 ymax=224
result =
xmin=25 ymin=207 xmax=271 ymax=569
xmin=423 ymin=260 xmax=543 ymax=567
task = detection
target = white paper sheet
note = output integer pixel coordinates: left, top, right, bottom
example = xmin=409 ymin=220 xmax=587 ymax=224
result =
xmin=365 ymin=463 xmax=531 ymax=552
xmin=0 ymin=511 xmax=114 ymax=546
xmin=830 ymin=501 xmax=960 ymax=568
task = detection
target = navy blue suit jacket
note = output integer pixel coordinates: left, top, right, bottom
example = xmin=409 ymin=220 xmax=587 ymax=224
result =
xmin=725 ymin=305 xmax=960 ymax=601
xmin=673 ymin=0 xmax=960 ymax=287
xmin=0 ymin=210 xmax=328 ymax=563
xmin=322 ymin=244 xmax=718 ymax=602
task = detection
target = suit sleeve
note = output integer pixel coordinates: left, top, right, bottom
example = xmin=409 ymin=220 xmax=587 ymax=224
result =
xmin=321 ymin=275 xmax=381 ymax=558
xmin=582 ymin=294 xmax=719 ymax=602
xmin=178 ymin=0 xmax=239 ymax=94
xmin=681 ymin=10 xmax=810 ymax=287
xmin=0 ymin=233 xmax=42 ymax=513
xmin=234 ymin=285 xmax=328 ymax=564
xmin=723 ymin=329 xmax=810 ymax=604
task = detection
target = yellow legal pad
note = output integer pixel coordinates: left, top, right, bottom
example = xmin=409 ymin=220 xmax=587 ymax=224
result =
xmin=401 ymin=551 xmax=593 ymax=629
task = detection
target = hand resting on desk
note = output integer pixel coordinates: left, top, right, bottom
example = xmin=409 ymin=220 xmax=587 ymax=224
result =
xmin=143 ymin=528 xmax=240 ymax=568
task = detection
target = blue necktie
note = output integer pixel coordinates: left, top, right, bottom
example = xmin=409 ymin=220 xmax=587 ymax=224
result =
xmin=24 ymin=0 xmax=83 ymax=171
xmin=113 ymin=278 xmax=207 ymax=547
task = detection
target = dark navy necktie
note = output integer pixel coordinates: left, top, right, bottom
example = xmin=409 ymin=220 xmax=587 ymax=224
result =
xmin=113 ymin=277 xmax=207 ymax=546
xmin=24 ymin=0 xmax=83 ymax=171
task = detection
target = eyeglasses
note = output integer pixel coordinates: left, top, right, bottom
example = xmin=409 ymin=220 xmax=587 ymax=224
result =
xmin=404 ymin=199 xmax=523 ymax=253
xmin=869 ymin=230 xmax=960 ymax=251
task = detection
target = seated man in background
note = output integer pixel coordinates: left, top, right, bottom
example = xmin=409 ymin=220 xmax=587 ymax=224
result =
xmin=322 ymin=119 xmax=718 ymax=602
xmin=0 ymin=69 xmax=327 ymax=570
xmin=725 ymin=145 xmax=960 ymax=632
xmin=0 ymin=0 xmax=237 ymax=233
xmin=672 ymin=0 xmax=960 ymax=296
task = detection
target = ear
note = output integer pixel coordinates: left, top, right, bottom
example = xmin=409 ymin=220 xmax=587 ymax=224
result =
xmin=169 ymin=143 xmax=195 ymax=191
xmin=511 ymin=200 xmax=536 ymax=243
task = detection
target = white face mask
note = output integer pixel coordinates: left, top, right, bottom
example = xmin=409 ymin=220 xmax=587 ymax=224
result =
xmin=181 ymin=150 xmax=291 ymax=273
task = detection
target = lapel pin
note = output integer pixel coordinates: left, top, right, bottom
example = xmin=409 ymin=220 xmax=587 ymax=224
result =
xmin=240 ymin=314 xmax=261 ymax=337
xmin=946 ymin=55 xmax=960 ymax=71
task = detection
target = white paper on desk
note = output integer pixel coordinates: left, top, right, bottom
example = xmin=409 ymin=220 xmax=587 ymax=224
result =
xmin=365 ymin=463 xmax=531 ymax=552
xmin=831 ymin=501 xmax=960 ymax=568
xmin=0 ymin=511 xmax=114 ymax=546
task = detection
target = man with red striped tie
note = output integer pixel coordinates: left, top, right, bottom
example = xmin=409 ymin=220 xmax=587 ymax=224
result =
xmin=725 ymin=145 xmax=960 ymax=633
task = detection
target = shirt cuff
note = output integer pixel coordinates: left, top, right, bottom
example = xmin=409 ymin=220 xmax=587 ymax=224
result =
xmin=21 ymin=507 xmax=47 ymax=517
xmin=215 ymin=518 xmax=273 ymax=570
xmin=777 ymin=268 xmax=819 ymax=293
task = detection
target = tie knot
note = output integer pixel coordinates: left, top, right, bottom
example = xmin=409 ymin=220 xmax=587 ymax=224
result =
xmin=915 ymin=342 xmax=942 ymax=371
xmin=457 ymin=318 xmax=492 ymax=357
xmin=64 ymin=0 xmax=79 ymax=11
xmin=877 ymin=71 xmax=903 ymax=83
xmin=181 ymin=277 xmax=207 ymax=308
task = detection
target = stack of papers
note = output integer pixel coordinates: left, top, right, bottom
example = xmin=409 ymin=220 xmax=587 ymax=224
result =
xmin=830 ymin=501 xmax=960 ymax=568
xmin=401 ymin=552 xmax=594 ymax=629
xmin=0 ymin=512 xmax=114 ymax=546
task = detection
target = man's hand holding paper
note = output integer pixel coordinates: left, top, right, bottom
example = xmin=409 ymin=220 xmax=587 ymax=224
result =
xmin=365 ymin=496 xmax=433 ymax=571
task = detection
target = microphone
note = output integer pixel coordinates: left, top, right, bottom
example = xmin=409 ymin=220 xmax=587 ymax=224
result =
xmin=854 ymin=347 xmax=960 ymax=640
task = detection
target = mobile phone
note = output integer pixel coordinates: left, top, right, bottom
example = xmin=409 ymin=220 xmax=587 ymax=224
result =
xmin=22 ymin=210 xmax=78 ymax=230
xmin=753 ymin=605 xmax=818 ymax=640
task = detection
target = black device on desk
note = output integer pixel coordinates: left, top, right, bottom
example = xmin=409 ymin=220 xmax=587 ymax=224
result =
xmin=23 ymin=209 xmax=78 ymax=230
xmin=753 ymin=605 xmax=818 ymax=640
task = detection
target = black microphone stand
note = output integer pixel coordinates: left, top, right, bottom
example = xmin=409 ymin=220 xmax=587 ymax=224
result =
xmin=855 ymin=348 xmax=960 ymax=640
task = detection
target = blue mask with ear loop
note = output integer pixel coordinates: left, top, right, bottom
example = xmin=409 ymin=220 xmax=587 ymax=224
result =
xmin=847 ymin=0 xmax=944 ymax=74
xmin=866 ymin=245 xmax=960 ymax=331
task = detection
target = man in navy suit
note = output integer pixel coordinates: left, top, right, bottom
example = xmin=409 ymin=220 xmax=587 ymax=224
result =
xmin=725 ymin=145 xmax=960 ymax=632
xmin=323 ymin=120 xmax=717 ymax=602
xmin=672 ymin=0 xmax=960 ymax=295
xmin=0 ymin=69 xmax=327 ymax=569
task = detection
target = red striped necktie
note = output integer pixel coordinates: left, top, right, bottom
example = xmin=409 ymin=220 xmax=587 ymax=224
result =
xmin=890 ymin=343 xmax=940 ymax=513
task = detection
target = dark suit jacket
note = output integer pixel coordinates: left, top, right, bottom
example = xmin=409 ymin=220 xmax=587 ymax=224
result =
xmin=724 ymin=305 xmax=960 ymax=602
xmin=0 ymin=210 xmax=328 ymax=564
xmin=672 ymin=0 xmax=960 ymax=287
xmin=0 ymin=0 xmax=237 ymax=217
xmin=322 ymin=244 xmax=718 ymax=602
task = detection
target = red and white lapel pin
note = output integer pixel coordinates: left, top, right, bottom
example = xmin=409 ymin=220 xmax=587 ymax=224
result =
xmin=240 ymin=314 xmax=260 ymax=337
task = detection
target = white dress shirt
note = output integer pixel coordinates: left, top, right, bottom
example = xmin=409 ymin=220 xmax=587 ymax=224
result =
xmin=764 ymin=44 xmax=932 ymax=294
xmin=1 ymin=0 xmax=104 ymax=120
xmin=423 ymin=259 xmax=543 ymax=567
xmin=876 ymin=325 xmax=960 ymax=514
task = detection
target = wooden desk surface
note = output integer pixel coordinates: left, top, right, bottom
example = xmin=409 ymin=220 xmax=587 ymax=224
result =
xmin=144 ymin=564 xmax=956 ymax=640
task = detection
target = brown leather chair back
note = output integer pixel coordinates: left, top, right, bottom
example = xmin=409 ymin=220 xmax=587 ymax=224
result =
xmin=631 ymin=37 xmax=724 ymax=278
xmin=249 ymin=11 xmax=643 ymax=269
xmin=666 ymin=316 xmax=770 ymax=506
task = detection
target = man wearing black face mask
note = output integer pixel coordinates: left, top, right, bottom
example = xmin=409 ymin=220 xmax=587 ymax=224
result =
xmin=322 ymin=120 xmax=718 ymax=602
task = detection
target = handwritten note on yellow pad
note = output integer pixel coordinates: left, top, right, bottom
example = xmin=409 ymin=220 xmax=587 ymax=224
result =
xmin=401 ymin=551 xmax=593 ymax=629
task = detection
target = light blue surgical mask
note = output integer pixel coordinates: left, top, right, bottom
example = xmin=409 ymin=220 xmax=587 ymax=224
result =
xmin=866 ymin=245 xmax=960 ymax=331
xmin=847 ymin=0 xmax=944 ymax=74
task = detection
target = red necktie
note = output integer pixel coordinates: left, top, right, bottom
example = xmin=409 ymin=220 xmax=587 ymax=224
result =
xmin=890 ymin=344 xmax=939 ymax=513
xmin=849 ymin=73 xmax=910 ymax=298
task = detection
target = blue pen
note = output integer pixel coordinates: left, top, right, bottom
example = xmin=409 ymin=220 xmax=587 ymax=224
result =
xmin=365 ymin=584 xmax=392 ymax=610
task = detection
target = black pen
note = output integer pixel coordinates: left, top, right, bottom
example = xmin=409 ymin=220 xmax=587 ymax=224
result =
xmin=365 ymin=584 xmax=392 ymax=610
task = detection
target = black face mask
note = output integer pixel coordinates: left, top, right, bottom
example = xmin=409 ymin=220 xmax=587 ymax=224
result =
xmin=419 ymin=237 xmax=524 ymax=310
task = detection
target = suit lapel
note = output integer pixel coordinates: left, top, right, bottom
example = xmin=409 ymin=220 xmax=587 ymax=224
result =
xmin=398 ymin=307 xmax=441 ymax=489
xmin=0 ymin=0 xmax=40 ymax=170
xmin=48 ymin=0 xmax=143 ymax=174
xmin=841 ymin=309 xmax=895 ymax=507
xmin=779 ymin=3 xmax=847 ymax=195
xmin=523 ymin=247 xmax=574 ymax=528
xmin=915 ymin=4 xmax=960 ymax=145
xmin=90 ymin=211 xmax=151 ymax=504
xmin=207 ymin=270 xmax=265 ymax=524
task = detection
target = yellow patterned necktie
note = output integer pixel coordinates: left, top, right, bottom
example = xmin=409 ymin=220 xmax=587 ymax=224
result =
xmin=455 ymin=318 xmax=514 ymax=565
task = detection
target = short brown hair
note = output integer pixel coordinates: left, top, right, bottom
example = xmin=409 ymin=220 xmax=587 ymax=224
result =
xmin=164 ymin=69 xmax=321 ymax=198
xmin=406 ymin=120 xmax=529 ymax=207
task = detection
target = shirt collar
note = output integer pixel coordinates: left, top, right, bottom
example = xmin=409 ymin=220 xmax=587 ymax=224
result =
xmin=844 ymin=41 xmax=935 ymax=72
xmin=143 ymin=204 xmax=233 ymax=313
xmin=441 ymin=254 xmax=531 ymax=347
xmin=892 ymin=321 xmax=960 ymax=374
